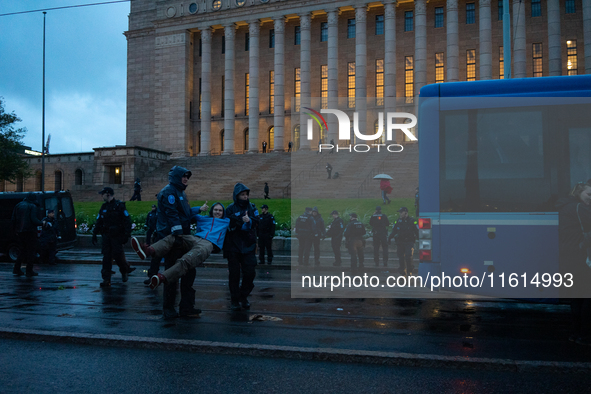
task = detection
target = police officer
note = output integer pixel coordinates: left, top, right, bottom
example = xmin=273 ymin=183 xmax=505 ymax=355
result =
xmin=144 ymin=204 xmax=159 ymax=285
xmin=369 ymin=206 xmax=390 ymax=267
xmin=224 ymin=183 xmax=260 ymax=311
xmin=311 ymin=207 xmax=325 ymax=266
xmin=39 ymin=209 xmax=59 ymax=266
xmin=326 ymin=210 xmax=344 ymax=266
xmin=295 ymin=207 xmax=314 ymax=266
xmin=258 ymin=204 xmax=276 ymax=265
xmin=156 ymin=166 xmax=200 ymax=319
xmin=343 ymin=213 xmax=366 ymax=272
xmin=11 ymin=192 xmax=44 ymax=277
xmin=130 ymin=177 xmax=142 ymax=201
xmin=388 ymin=207 xmax=419 ymax=276
xmin=92 ymin=187 xmax=133 ymax=287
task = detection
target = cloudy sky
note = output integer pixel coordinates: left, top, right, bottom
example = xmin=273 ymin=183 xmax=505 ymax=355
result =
xmin=0 ymin=0 xmax=130 ymax=154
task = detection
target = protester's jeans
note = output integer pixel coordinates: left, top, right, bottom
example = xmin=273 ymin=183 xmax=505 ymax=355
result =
xmin=151 ymin=234 xmax=213 ymax=283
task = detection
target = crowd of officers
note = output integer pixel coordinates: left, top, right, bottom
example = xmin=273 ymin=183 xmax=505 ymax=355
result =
xmin=295 ymin=205 xmax=419 ymax=276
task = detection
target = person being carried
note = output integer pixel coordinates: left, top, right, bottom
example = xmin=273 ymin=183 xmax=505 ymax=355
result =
xmin=132 ymin=202 xmax=230 ymax=290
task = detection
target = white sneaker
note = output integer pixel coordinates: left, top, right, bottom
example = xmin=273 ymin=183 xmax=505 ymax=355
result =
xmin=131 ymin=237 xmax=146 ymax=260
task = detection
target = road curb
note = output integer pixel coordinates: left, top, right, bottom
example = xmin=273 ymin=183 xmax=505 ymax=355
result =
xmin=1 ymin=328 xmax=589 ymax=373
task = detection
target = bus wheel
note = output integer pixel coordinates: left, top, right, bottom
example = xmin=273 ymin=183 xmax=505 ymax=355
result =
xmin=8 ymin=245 xmax=20 ymax=262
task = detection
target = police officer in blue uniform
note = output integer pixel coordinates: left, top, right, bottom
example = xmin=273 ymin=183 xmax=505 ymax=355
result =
xmin=369 ymin=206 xmax=390 ymax=267
xmin=326 ymin=210 xmax=344 ymax=266
xmin=388 ymin=207 xmax=419 ymax=276
xmin=257 ymin=204 xmax=276 ymax=265
xmin=344 ymin=213 xmax=366 ymax=272
xmin=295 ymin=207 xmax=314 ymax=266
xmin=92 ymin=187 xmax=133 ymax=287
xmin=156 ymin=166 xmax=199 ymax=319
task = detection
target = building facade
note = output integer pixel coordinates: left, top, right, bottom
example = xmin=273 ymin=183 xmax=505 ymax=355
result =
xmin=125 ymin=0 xmax=590 ymax=158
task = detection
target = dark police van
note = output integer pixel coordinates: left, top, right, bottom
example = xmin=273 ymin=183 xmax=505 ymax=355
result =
xmin=0 ymin=191 xmax=77 ymax=261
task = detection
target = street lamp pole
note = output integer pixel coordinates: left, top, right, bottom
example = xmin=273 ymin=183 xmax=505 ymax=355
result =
xmin=41 ymin=11 xmax=46 ymax=192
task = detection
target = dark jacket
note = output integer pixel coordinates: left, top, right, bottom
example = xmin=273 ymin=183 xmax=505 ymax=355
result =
xmin=326 ymin=217 xmax=344 ymax=239
xmin=145 ymin=210 xmax=157 ymax=232
xmin=224 ymin=183 xmax=259 ymax=255
xmin=295 ymin=211 xmax=314 ymax=237
xmin=264 ymin=184 xmax=269 ymax=194
xmin=311 ymin=213 xmax=325 ymax=238
xmin=156 ymin=166 xmax=192 ymax=237
xmin=369 ymin=212 xmax=390 ymax=235
xmin=388 ymin=216 xmax=419 ymax=243
xmin=40 ymin=216 xmax=59 ymax=245
xmin=258 ymin=212 xmax=276 ymax=238
xmin=93 ymin=199 xmax=132 ymax=239
xmin=134 ymin=179 xmax=142 ymax=192
xmin=343 ymin=219 xmax=366 ymax=243
xmin=12 ymin=193 xmax=43 ymax=234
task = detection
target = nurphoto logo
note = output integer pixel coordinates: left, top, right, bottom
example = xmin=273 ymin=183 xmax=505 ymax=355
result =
xmin=303 ymin=107 xmax=417 ymax=153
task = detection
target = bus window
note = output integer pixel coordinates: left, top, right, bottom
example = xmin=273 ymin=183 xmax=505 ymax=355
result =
xmin=44 ymin=197 xmax=58 ymax=217
xmin=61 ymin=195 xmax=74 ymax=218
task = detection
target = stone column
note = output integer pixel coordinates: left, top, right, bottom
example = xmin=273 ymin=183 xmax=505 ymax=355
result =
xmin=547 ymin=0 xmax=561 ymax=76
xmin=248 ymin=20 xmax=260 ymax=153
xmin=513 ymin=0 xmax=526 ymax=78
xmin=327 ymin=8 xmax=340 ymax=145
xmin=299 ymin=13 xmax=312 ymax=150
xmin=223 ymin=24 xmax=235 ymax=154
xmin=355 ymin=5 xmax=368 ymax=145
xmin=479 ymin=0 xmax=492 ymax=80
xmin=384 ymin=1 xmax=396 ymax=111
xmin=414 ymin=0 xmax=427 ymax=94
xmin=273 ymin=17 xmax=285 ymax=151
xmin=447 ymin=0 xmax=459 ymax=82
xmin=200 ymin=28 xmax=212 ymax=156
xmin=584 ymin=0 xmax=591 ymax=74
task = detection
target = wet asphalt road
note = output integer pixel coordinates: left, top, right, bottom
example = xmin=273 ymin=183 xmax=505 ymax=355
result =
xmin=1 ymin=261 xmax=590 ymax=364
xmin=3 ymin=338 xmax=591 ymax=394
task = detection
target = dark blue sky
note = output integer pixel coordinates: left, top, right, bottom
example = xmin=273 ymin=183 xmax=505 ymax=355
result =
xmin=0 ymin=0 xmax=130 ymax=153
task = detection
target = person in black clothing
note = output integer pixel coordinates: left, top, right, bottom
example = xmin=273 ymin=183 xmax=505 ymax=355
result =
xmin=224 ymin=183 xmax=259 ymax=310
xmin=310 ymin=207 xmax=325 ymax=266
xmin=155 ymin=166 xmax=201 ymax=319
xmin=262 ymin=141 xmax=267 ymax=153
xmin=557 ymin=182 xmax=591 ymax=346
xmin=39 ymin=209 xmax=59 ymax=266
xmin=257 ymin=204 xmax=276 ymax=265
xmin=92 ymin=187 xmax=133 ymax=287
xmin=295 ymin=207 xmax=314 ymax=266
xmin=330 ymin=139 xmax=335 ymax=154
xmin=388 ymin=207 xmax=419 ymax=276
xmin=130 ymin=178 xmax=142 ymax=201
xmin=343 ymin=212 xmax=366 ymax=272
xmin=369 ymin=206 xmax=390 ymax=267
xmin=144 ymin=204 xmax=160 ymax=285
xmin=326 ymin=210 xmax=344 ymax=267
xmin=326 ymin=163 xmax=333 ymax=179
xmin=264 ymin=182 xmax=270 ymax=199
xmin=288 ymin=141 xmax=293 ymax=152
xmin=11 ymin=192 xmax=44 ymax=277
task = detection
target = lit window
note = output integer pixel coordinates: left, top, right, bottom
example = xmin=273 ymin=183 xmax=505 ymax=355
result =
xmin=294 ymin=68 xmax=301 ymax=112
xmin=531 ymin=0 xmax=541 ymax=17
xmin=567 ymin=40 xmax=577 ymax=75
xmin=435 ymin=7 xmax=444 ymax=28
xmin=294 ymin=26 xmax=301 ymax=45
xmin=376 ymin=59 xmax=384 ymax=106
xmin=532 ymin=43 xmax=542 ymax=77
xmin=466 ymin=49 xmax=476 ymax=81
xmin=245 ymin=73 xmax=249 ymax=116
xmin=435 ymin=52 xmax=444 ymax=83
xmin=269 ymin=127 xmax=275 ymax=150
xmin=347 ymin=19 xmax=356 ymax=38
xmin=375 ymin=15 xmax=384 ymax=35
xmin=269 ymin=70 xmax=274 ymax=114
xmin=405 ymin=11 xmax=413 ymax=32
xmin=320 ymin=22 xmax=328 ymax=42
xmin=321 ymin=65 xmax=328 ymax=109
xmin=466 ymin=3 xmax=475 ymax=24
xmin=499 ymin=46 xmax=504 ymax=79
xmin=405 ymin=56 xmax=414 ymax=103
xmin=348 ymin=62 xmax=356 ymax=108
